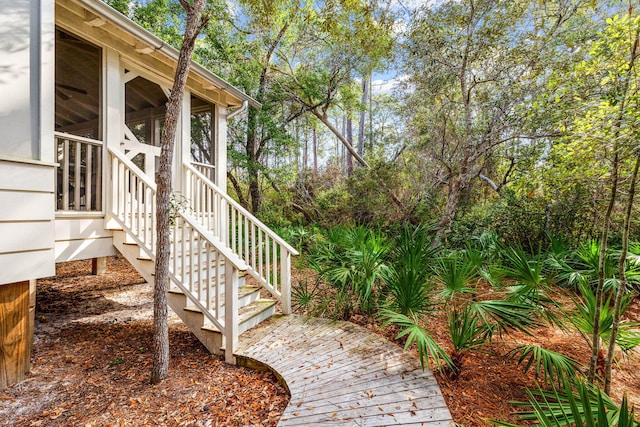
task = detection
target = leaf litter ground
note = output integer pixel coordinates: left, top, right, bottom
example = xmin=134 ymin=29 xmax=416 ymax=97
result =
xmin=0 ymin=256 xmax=288 ymax=427
xmin=2 ymin=258 xmax=639 ymax=426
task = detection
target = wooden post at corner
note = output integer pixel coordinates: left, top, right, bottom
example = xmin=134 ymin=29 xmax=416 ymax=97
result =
xmin=0 ymin=280 xmax=32 ymax=389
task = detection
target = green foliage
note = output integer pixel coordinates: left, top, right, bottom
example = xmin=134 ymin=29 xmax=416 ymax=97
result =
xmin=379 ymin=310 xmax=453 ymax=370
xmin=492 ymin=379 xmax=639 ymax=427
xmin=506 ymin=345 xmax=582 ymax=386
xmin=432 ymin=256 xmax=478 ymax=301
xmin=382 ymin=225 xmax=437 ymax=316
xmin=498 ymin=245 xmax=547 ymax=289
xmin=308 ymin=226 xmax=389 ymax=317
xmin=291 ymin=278 xmax=320 ymax=314
xmin=469 ymin=299 xmax=541 ymax=339
xmin=570 ymin=282 xmax=640 ymax=353
xmin=447 ymin=306 xmax=487 ymax=355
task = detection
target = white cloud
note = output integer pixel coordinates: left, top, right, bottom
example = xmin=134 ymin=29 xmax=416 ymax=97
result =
xmin=371 ymin=74 xmax=408 ymax=95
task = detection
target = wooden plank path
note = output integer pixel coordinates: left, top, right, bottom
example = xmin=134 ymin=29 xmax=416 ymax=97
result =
xmin=235 ymin=314 xmax=455 ymax=426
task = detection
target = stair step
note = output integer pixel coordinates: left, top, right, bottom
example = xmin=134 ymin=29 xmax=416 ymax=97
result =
xmin=202 ymin=299 xmax=277 ymax=334
xmin=111 ymin=223 xmax=279 ymax=357
xmin=177 ymin=284 xmax=260 ymax=310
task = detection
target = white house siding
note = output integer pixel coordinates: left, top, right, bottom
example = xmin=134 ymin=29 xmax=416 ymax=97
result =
xmin=0 ymin=0 xmax=56 ymax=286
xmin=54 ymin=216 xmax=116 ymax=262
xmin=0 ymin=160 xmax=56 ymax=284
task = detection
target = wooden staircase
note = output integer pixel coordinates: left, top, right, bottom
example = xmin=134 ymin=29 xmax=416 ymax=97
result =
xmin=106 ymin=147 xmax=297 ymax=363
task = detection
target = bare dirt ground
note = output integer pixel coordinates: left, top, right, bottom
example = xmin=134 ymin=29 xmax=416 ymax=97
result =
xmin=0 ymin=256 xmax=288 ymax=427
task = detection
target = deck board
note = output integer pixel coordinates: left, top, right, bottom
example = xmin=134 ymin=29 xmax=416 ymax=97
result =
xmin=236 ymin=315 xmax=454 ymax=426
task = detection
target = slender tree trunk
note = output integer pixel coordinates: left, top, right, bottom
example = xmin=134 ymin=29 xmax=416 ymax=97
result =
xmin=245 ymin=21 xmax=291 ymax=214
xmin=358 ymin=75 xmax=368 ymax=158
xmin=589 ymin=23 xmax=639 ymax=384
xmin=433 ymin=176 xmax=464 ymax=248
xmin=346 ymin=115 xmax=354 ymax=176
xmin=227 ymin=171 xmax=249 ymax=209
xmin=246 ymin=106 xmax=262 ymax=214
xmin=368 ymin=77 xmax=373 ymax=153
xmin=312 ymin=109 xmax=370 ymax=168
xmin=588 ymin=150 xmax=619 ymax=383
xmin=303 ymin=118 xmax=308 ymax=171
xmin=313 ymin=127 xmax=318 ymax=173
xmin=604 ymin=154 xmax=640 ymax=393
xmin=152 ymin=0 xmax=207 ymax=385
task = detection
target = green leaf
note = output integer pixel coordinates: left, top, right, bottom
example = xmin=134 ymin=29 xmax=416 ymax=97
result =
xmin=378 ymin=309 xmax=453 ymax=370
xmin=507 ymin=344 xmax=582 ymax=386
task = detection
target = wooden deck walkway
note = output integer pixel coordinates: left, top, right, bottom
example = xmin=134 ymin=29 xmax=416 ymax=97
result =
xmin=235 ymin=315 xmax=454 ymax=426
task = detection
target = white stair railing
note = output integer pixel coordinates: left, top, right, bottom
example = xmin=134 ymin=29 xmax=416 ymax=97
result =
xmin=184 ymin=163 xmax=299 ymax=314
xmin=108 ymin=147 xmax=247 ymax=362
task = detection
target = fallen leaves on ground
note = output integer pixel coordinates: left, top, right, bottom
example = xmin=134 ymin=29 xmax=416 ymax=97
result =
xmin=0 ymin=257 xmax=289 ymax=427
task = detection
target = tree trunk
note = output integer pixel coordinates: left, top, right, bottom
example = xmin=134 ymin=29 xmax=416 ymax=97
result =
xmin=244 ymin=21 xmax=290 ymax=214
xmin=303 ymin=118 xmax=308 ymax=171
xmin=346 ymin=115 xmax=354 ymax=176
xmin=152 ymin=0 xmax=207 ymax=385
xmin=358 ymin=75 xmax=368 ymax=158
xmin=312 ymin=109 xmax=370 ymax=168
xmin=589 ymin=24 xmax=639 ymax=384
xmin=368 ymin=77 xmax=373 ymax=152
xmin=433 ymin=176 xmax=464 ymax=248
xmin=313 ymin=127 xmax=318 ymax=173
xmin=246 ymin=106 xmax=262 ymax=214
xmin=588 ymin=150 xmax=619 ymax=383
xmin=604 ymin=154 xmax=640 ymax=393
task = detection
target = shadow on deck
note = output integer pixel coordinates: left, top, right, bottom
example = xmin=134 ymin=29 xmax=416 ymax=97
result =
xmin=235 ymin=314 xmax=455 ymax=427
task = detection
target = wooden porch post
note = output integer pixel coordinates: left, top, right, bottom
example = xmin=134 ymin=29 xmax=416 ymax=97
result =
xmin=0 ymin=280 xmax=34 ymax=389
xmin=91 ymin=257 xmax=107 ymax=275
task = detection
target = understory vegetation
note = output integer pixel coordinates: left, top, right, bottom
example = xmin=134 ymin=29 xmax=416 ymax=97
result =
xmin=283 ymin=225 xmax=640 ymax=425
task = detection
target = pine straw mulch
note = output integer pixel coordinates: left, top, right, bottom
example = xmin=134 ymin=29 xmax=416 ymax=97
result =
xmin=291 ymin=266 xmax=640 ymax=427
xmin=0 ymin=256 xmax=288 ymax=427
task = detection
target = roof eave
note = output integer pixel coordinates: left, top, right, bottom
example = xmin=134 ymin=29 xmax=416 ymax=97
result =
xmin=76 ymin=0 xmax=260 ymax=109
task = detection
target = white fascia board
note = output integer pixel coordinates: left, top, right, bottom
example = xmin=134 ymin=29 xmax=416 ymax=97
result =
xmin=75 ymin=0 xmax=261 ymax=109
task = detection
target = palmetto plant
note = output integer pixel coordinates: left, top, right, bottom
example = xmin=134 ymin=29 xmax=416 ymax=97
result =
xmin=382 ymin=225 xmax=437 ymax=316
xmin=496 ymin=245 xmax=563 ymax=327
xmin=430 ymin=244 xmax=544 ymax=374
xmin=506 ymin=344 xmax=582 ymax=386
xmin=291 ymin=278 xmax=320 ymax=314
xmin=498 ymin=245 xmax=547 ymax=289
xmin=556 ymin=240 xmax=619 ymax=291
xmin=492 ymin=379 xmax=639 ymax=427
xmin=432 ymin=256 xmax=478 ymax=302
xmin=308 ymin=226 xmax=389 ymax=317
xmin=571 ymin=282 xmax=640 ymax=353
xmin=447 ymin=305 xmax=487 ymax=373
xmin=379 ymin=309 xmax=453 ymax=370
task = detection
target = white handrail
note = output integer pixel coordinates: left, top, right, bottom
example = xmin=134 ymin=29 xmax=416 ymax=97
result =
xmin=184 ymin=163 xmax=298 ymax=314
xmin=54 ymin=131 xmax=104 ymax=146
xmin=55 ymin=133 xmax=103 ymax=212
xmin=108 ymin=147 xmax=247 ymax=270
xmin=185 ymin=163 xmax=299 ymax=255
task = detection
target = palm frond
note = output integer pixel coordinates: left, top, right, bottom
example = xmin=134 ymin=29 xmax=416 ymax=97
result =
xmin=497 ymin=245 xmax=546 ymax=289
xmin=379 ymin=310 xmax=453 ymax=370
xmin=470 ymin=299 xmax=540 ymax=338
xmin=448 ymin=306 xmax=488 ymax=353
xmin=497 ymin=379 xmax=639 ymax=426
xmin=507 ymin=344 xmax=582 ymax=386
xmin=433 ymin=256 xmax=478 ymax=301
